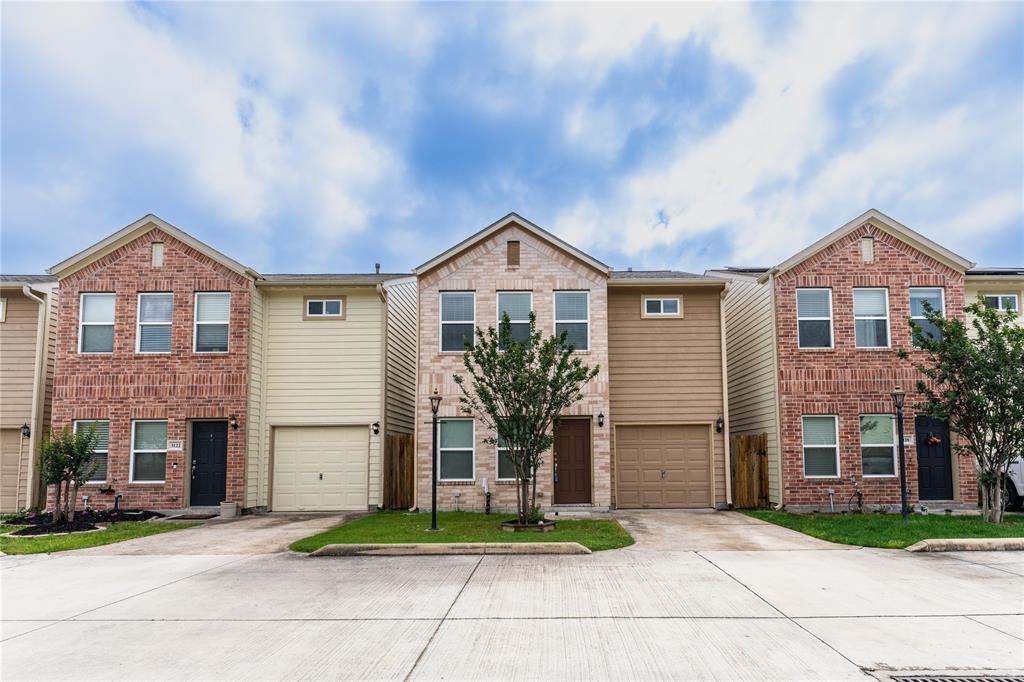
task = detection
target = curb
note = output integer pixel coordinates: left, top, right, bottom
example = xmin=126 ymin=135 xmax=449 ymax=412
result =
xmin=310 ymin=542 xmax=592 ymax=557
xmin=906 ymin=537 xmax=1024 ymax=552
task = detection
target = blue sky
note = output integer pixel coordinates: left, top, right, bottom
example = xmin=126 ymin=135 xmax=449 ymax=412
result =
xmin=2 ymin=2 xmax=1022 ymax=276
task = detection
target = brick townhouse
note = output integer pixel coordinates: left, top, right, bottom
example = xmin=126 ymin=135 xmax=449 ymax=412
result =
xmin=710 ymin=209 xmax=981 ymax=511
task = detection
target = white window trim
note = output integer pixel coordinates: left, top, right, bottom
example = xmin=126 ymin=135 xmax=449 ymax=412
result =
xmin=860 ymin=414 xmax=898 ymax=478
xmin=0 ymin=297 xmax=6 ymax=322
xmin=439 ymin=418 xmax=475 ymax=482
xmin=136 ymin=292 xmax=173 ymax=354
xmin=553 ymin=290 xmax=591 ymax=352
xmin=78 ymin=292 xmax=116 ymax=354
xmin=73 ymin=419 xmax=109 ymax=484
xmin=641 ymin=296 xmax=682 ymax=318
xmin=801 ymin=414 xmax=840 ymax=479
xmin=496 ymin=291 xmax=533 ymax=348
xmin=193 ymin=291 xmax=231 ymax=354
xmin=439 ymin=291 xmax=476 ymax=353
xmin=983 ymin=293 xmax=1019 ymax=312
xmin=129 ymin=419 xmax=167 ymax=484
xmin=853 ymin=287 xmax=891 ymax=349
xmin=306 ymin=298 xmax=344 ymax=318
xmin=796 ymin=288 xmax=833 ymax=349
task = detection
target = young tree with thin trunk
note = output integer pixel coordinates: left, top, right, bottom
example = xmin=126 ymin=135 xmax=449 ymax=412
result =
xmin=907 ymin=298 xmax=1024 ymax=523
xmin=454 ymin=313 xmax=599 ymax=525
xmin=41 ymin=427 xmax=100 ymax=523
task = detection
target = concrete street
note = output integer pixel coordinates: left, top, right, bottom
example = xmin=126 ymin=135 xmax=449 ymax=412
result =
xmin=2 ymin=511 xmax=1022 ymax=680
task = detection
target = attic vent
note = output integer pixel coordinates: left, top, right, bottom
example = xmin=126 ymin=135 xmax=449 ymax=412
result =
xmin=507 ymin=240 xmax=521 ymax=267
xmin=861 ymin=237 xmax=875 ymax=263
xmin=151 ymin=242 xmax=165 ymax=268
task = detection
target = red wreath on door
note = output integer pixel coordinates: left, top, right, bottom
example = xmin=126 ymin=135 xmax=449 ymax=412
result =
xmin=925 ymin=433 xmax=942 ymax=446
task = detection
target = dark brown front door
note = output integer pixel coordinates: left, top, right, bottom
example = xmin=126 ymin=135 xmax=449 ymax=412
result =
xmin=554 ymin=419 xmax=591 ymax=504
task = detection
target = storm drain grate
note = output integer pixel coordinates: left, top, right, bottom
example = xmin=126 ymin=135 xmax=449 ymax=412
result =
xmin=894 ymin=677 xmax=1024 ymax=682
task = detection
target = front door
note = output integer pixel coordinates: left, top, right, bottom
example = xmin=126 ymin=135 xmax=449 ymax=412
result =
xmin=191 ymin=421 xmax=228 ymax=506
xmin=915 ymin=416 xmax=953 ymax=500
xmin=553 ymin=419 xmax=591 ymax=504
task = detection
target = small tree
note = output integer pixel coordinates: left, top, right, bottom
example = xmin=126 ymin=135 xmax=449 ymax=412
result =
xmin=41 ymin=427 xmax=100 ymax=524
xmin=909 ymin=298 xmax=1024 ymax=523
xmin=454 ymin=313 xmax=599 ymax=525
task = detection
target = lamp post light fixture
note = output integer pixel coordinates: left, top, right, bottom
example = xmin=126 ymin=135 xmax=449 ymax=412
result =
xmin=428 ymin=388 xmax=442 ymax=532
xmin=891 ymin=385 xmax=909 ymax=522
xmin=20 ymin=423 xmax=30 ymax=439
xmin=597 ymin=412 xmax=605 ymax=428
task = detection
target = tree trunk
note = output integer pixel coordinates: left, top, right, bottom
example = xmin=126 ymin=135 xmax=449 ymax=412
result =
xmin=68 ymin=483 xmax=79 ymax=522
xmin=981 ymin=478 xmax=1004 ymax=524
xmin=530 ymin=466 xmax=538 ymax=515
xmin=520 ymin=478 xmax=530 ymax=524
xmin=51 ymin=481 xmax=63 ymax=524
xmin=62 ymin=480 xmax=72 ymax=522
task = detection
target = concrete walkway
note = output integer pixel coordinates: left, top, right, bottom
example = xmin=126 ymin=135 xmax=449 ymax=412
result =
xmin=2 ymin=511 xmax=1022 ymax=680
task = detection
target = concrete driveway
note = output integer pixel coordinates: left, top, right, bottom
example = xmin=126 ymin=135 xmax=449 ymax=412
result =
xmin=614 ymin=508 xmax=844 ymax=550
xmin=2 ymin=510 xmax=1022 ymax=680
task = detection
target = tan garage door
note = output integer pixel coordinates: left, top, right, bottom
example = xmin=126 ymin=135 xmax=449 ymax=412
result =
xmin=615 ymin=424 xmax=712 ymax=508
xmin=272 ymin=426 xmax=369 ymax=512
xmin=1 ymin=428 xmax=26 ymax=513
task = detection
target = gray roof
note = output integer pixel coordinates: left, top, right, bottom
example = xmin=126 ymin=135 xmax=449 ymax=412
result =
xmin=259 ymin=273 xmax=410 ymax=285
xmin=0 ymin=274 xmax=57 ymax=284
xmin=967 ymin=267 xmax=1024 ymax=276
xmin=609 ymin=269 xmax=713 ymax=280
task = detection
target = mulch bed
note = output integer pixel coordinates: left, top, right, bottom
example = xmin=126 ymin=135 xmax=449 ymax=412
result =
xmin=4 ymin=509 xmax=164 ymax=535
xmin=8 ymin=519 xmax=102 ymax=536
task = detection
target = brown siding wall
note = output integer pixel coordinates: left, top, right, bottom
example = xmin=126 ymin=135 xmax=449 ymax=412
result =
xmin=608 ymin=285 xmax=728 ymax=506
xmin=0 ymin=292 xmax=41 ymax=428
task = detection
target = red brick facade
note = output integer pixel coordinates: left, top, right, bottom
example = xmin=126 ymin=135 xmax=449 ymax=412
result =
xmin=51 ymin=228 xmax=252 ymax=511
xmin=774 ymin=224 xmax=977 ymax=509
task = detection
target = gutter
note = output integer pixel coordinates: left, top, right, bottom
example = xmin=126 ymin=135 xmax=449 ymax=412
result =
xmin=719 ymin=285 xmax=732 ymax=506
xmin=21 ymin=285 xmax=49 ymax=509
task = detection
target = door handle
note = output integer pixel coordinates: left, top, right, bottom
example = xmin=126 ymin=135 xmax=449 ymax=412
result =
xmin=191 ymin=463 xmax=196 ymax=479
xmin=661 ymin=469 xmax=667 ymax=480
xmin=319 ymin=473 xmax=323 ymax=481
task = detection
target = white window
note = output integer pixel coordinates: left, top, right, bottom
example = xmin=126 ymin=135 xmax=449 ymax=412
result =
xmin=496 ymin=435 xmax=517 ymax=481
xmin=860 ymin=415 xmax=896 ymax=477
xmin=79 ymin=293 xmax=116 ymax=354
xmin=983 ymin=294 xmax=1019 ymax=312
xmin=853 ymin=288 xmax=889 ymax=348
xmin=136 ymin=293 xmax=173 ymax=353
xmin=194 ymin=292 xmax=230 ymax=353
xmin=130 ymin=420 xmax=167 ymax=483
xmin=554 ymin=291 xmax=589 ymax=351
xmin=306 ymin=298 xmax=344 ymax=318
xmin=497 ymin=292 xmax=532 ymax=348
xmin=439 ymin=419 xmax=474 ymax=481
xmin=802 ymin=415 xmax=839 ymax=478
xmin=796 ymin=289 xmax=832 ymax=348
xmin=440 ymin=292 xmax=475 ymax=352
xmin=910 ymin=287 xmax=945 ymax=347
xmin=642 ymin=296 xmax=681 ymax=318
xmin=74 ymin=420 xmax=109 ymax=483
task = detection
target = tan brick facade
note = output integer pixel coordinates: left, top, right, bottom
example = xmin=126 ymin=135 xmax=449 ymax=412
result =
xmin=415 ymin=223 xmax=611 ymax=511
xmin=774 ymin=224 xmax=977 ymax=508
xmin=51 ymin=228 xmax=252 ymax=511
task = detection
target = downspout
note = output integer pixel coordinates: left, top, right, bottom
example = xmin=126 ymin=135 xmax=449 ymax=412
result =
xmin=768 ymin=271 xmax=785 ymax=509
xmin=719 ymin=285 xmax=732 ymax=507
xmin=377 ymin=282 xmax=388 ymax=510
xmin=411 ymin=279 xmax=421 ymax=513
xmin=22 ymin=285 xmax=49 ymax=509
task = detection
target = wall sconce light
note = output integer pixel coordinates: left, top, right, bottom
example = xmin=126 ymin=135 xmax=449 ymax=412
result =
xmin=372 ymin=421 xmax=380 ymax=435
xmin=597 ymin=412 xmax=605 ymax=428
xmin=715 ymin=416 xmax=724 ymax=433
xmin=20 ymin=423 xmax=30 ymax=439
xmin=228 ymin=415 xmax=239 ymax=430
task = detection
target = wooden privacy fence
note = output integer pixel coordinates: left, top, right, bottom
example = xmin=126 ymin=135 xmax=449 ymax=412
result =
xmin=731 ymin=432 xmax=769 ymax=509
xmin=382 ymin=434 xmax=415 ymax=509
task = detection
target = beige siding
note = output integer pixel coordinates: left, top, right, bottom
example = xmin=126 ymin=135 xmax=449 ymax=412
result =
xmin=608 ymin=285 xmax=728 ymax=506
xmin=717 ymin=274 xmax=781 ymax=504
xmin=0 ymin=293 xmax=41 ymax=428
xmin=965 ymin=279 xmax=1024 ymax=333
xmin=383 ymin=278 xmax=417 ymax=435
xmin=250 ymin=287 xmax=385 ymax=508
xmin=245 ymin=285 xmax=266 ymax=507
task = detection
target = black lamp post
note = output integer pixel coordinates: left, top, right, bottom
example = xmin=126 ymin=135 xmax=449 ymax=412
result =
xmin=428 ymin=388 xmax=442 ymax=531
xmin=891 ymin=385 xmax=909 ymax=521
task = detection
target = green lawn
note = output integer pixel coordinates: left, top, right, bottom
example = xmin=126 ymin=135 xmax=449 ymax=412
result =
xmin=742 ymin=510 xmax=1024 ymax=549
xmin=290 ymin=511 xmax=634 ymax=553
xmin=0 ymin=521 xmax=199 ymax=555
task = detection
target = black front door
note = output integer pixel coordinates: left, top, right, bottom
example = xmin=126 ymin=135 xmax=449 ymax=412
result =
xmin=915 ymin=416 xmax=953 ymax=500
xmin=191 ymin=421 xmax=228 ymax=506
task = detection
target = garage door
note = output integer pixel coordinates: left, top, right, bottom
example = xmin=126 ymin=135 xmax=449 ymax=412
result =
xmin=615 ymin=424 xmax=712 ymax=508
xmin=1 ymin=428 xmax=25 ymax=513
xmin=272 ymin=426 xmax=369 ymax=512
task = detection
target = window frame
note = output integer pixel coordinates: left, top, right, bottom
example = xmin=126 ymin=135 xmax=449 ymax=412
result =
xmin=909 ymin=287 xmax=945 ymax=347
xmin=795 ymin=288 xmax=834 ymax=349
xmin=303 ymin=296 xmax=346 ymax=320
xmin=73 ymin=419 xmax=109 ymax=484
xmin=801 ymin=414 xmax=840 ymax=479
xmin=852 ymin=287 xmax=891 ymax=349
xmin=439 ymin=291 xmax=476 ymax=353
xmin=135 ymin=292 xmax=173 ymax=354
xmin=641 ymin=296 xmax=682 ymax=318
xmin=496 ymin=435 xmax=517 ymax=482
xmin=553 ymin=290 xmax=591 ymax=352
xmin=438 ymin=418 xmax=475 ymax=482
xmin=859 ymin=414 xmax=897 ymax=478
xmin=193 ymin=291 xmax=231 ymax=354
xmin=983 ymin=294 xmax=1019 ymax=313
xmin=496 ymin=291 xmax=533 ymax=349
xmin=129 ymin=419 xmax=167 ymax=484
xmin=78 ymin=292 xmax=116 ymax=355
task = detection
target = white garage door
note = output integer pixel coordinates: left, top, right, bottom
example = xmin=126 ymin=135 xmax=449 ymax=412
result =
xmin=272 ymin=426 xmax=369 ymax=512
